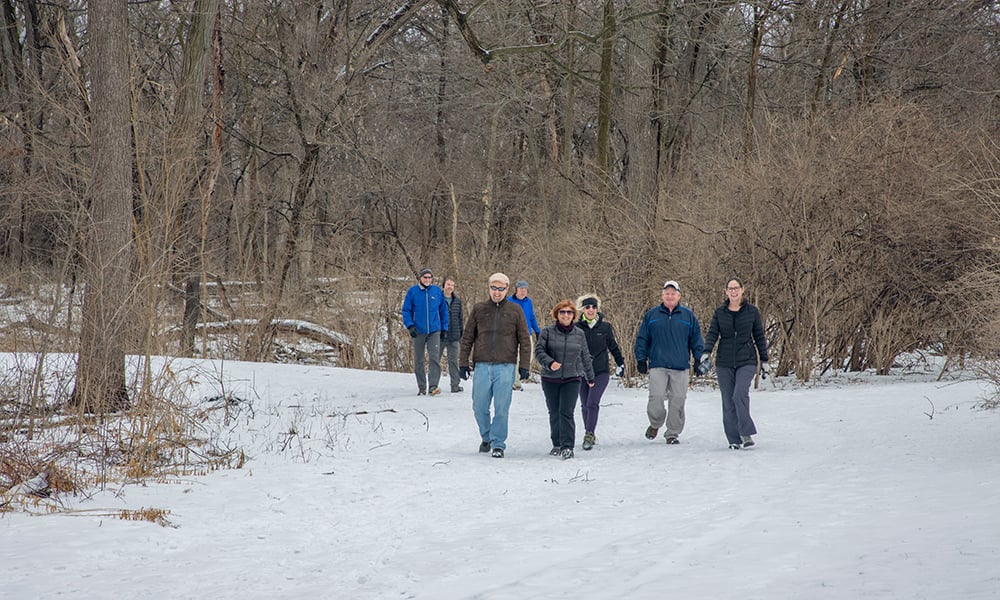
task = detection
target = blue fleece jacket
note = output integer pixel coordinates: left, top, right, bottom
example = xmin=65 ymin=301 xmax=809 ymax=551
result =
xmin=402 ymin=284 xmax=448 ymax=334
xmin=509 ymin=295 xmax=540 ymax=336
xmin=634 ymin=303 xmax=704 ymax=370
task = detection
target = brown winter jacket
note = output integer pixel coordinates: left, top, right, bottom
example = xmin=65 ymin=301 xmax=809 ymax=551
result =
xmin=459 ymin=297 xmax=531 ymax=368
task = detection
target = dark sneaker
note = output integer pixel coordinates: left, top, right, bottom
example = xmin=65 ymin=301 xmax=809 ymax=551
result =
xmin=665 ymin=436 xmax=680 ymax=445
xmin=582 ymin=432 xmax=595 ymax=451
xmin=644 ymin=426 xmax=658 ymax=440
xmin=561 ymin=448 xmax=574 ymax=460
xmin=729 ymin=442 xmax=743 ymax=450
xmin=741 ymin=436 xmax=755 ymax=448
xmin=418 ymin=388 xmax=426 ymax=396
xmin=479 ymin=441 xmax=491 ymax=453
xmin=549 ymin=447 xmax=560 ymax=456
xmin=451 ymin=385 xmax=463 ymax=393
xmin=491 ymin=448 xmax=504 ymax=458
xmin=428 ymin=386 xmax=441 ymax=396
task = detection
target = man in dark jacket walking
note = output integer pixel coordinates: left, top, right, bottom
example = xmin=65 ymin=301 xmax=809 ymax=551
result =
xmin=634 ymin=280 xmax=705 ymax=444
xmin=442 ymin=276 xmax=464 ymax=393
xmin=459 ymin=273 xmax=531 ymax=458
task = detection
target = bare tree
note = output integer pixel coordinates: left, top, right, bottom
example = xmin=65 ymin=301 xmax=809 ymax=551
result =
xmin=71 ymin=0 xmax=134 ymax=412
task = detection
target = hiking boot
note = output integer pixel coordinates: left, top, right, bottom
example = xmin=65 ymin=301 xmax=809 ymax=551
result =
xmin=428 ymin=386 xmax=441 ymax=396
xmin=451 ymin=385 xmax=464 ymax=393
xmin=582 ymin=432 xmax=595 ymax=451
xmin=491 ymin=448 xmax=504 ymax=458
xmin=644 ymin=426 xmax=658 ymax=440
xmin=741 ymin=436 xmax=755 ymax=448
xmin=479 ymin=441 xmax=491 ymax=453
xmin=561 ymin=448 xmax=574 ymax=460
xmin=665 ymin=436 xmax=680 ymax=445
xmin=549 ymin=447 xmax=561 ymax=456
xmin=418 ymin=388 xmax=426 ymax=396
xmin=729 ymin=442 xmax=743 ymax=450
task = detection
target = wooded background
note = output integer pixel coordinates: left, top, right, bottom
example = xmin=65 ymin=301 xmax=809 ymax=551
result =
xmin=2 ymin=0 xmax=999 ymax=407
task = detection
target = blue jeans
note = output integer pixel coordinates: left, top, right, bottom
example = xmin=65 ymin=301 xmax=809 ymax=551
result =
xmin=471 ymin=363 xmax=516 ymax=450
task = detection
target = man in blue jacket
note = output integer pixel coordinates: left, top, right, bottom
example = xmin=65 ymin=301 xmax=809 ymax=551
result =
xmin=634 ymin=280 xmax=705 ymax=444
xmin=509 ymin=280 xmax=540 ymax=390
xmin=402 ymin=268 xmax=449 ymax=395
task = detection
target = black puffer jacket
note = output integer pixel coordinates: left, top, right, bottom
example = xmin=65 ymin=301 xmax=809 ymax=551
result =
xmin=703 ymin=301 xmax=769 ymax=369
xmin=578 ymin=312 xmax=625 ymax=375
xmin=535 ymin=323 xmax=595 ymax=382
xmin=444 ymin=295 xmax=463 ymax=342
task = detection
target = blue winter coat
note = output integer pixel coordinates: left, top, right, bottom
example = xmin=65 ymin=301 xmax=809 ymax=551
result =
xmin=509 ymin=295 xmax=540 ymax=335
xmin=402 ymin=284 xmax=449 ymax=335
xmin=634 ymin=303 xmax=705 ymax=371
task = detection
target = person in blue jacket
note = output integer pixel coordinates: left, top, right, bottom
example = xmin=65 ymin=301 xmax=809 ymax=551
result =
xmin=401 ymin=268 xmax=449 ymax=395
xmin=634 ymin=280 xmax=705 ymax=444
xmin=509 ymin=280 xmax=540 ymax=390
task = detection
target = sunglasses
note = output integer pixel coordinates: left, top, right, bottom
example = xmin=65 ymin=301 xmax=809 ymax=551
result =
xmin=558 ymin=310 xmax=575 ymax=315
xmin=490 ymin=285 xmax=507 ymax=292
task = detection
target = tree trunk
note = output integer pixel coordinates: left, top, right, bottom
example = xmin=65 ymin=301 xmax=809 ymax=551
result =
xmin=72 ymin=0 xmax=134 ymax=413
xmin=595 ymin=0 xmax=616 ymax=198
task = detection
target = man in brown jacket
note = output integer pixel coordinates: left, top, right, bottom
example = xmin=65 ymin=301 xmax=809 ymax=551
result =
xmin=459 ymin=272 xmax=531 ymax=458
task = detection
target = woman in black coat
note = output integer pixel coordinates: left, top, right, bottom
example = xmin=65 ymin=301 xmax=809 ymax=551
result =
xmin=703 ymin=278 xmax=769 ymax=449
xmin=535 ymin=300 xmax=595 ymax=460
xmin=576 ymin=294 xmax=625 ymax=451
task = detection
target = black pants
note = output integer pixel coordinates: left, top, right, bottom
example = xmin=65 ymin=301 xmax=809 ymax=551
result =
xmin=542 ymin=379 xmax=580 ymax=450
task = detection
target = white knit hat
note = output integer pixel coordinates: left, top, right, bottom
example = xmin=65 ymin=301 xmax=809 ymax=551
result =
xmin=488 ymin=272 xmax=510 ymax=286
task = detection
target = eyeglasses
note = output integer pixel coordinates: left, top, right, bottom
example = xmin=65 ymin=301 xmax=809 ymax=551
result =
xmin=489 ymin=285 xmax=507 ymax=292
xmin=558 ymin=310 xmax=575 ymax=315
xmin=727 ymin=286 xmax=742 ymax=291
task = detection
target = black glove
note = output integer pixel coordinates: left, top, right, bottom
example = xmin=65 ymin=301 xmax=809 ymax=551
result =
xmin=459 ymin=366 xmax=471 ymax=380
xmin=408 ymin=325 xmax=417 ymax=338
xmin=614 ymin=364 xmax=624 ymax=378
xmin=694 ymin=356 xmax=712 ymax=376
xmin=760 ymin=361 xmax=770 ymax=379
xmin=636 ymin=360 xmax=648 ymax=375
xmin=518 ymin=368 xmax=530 ymax=381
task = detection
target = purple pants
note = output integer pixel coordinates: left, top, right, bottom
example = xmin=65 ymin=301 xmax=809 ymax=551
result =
xmin=578 ymin=372 xmax=610 ymax=434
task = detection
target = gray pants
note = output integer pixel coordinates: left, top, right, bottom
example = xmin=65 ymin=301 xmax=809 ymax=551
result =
xmin=413 ymin=331 xmax=442 ymax=391
xmin=716 ymin=365 xmax=758 ymax=444
xmin=443 ymin=339 xmax=461 ymax=390
xmin=647 ymin=368 xmax=689 ymax=439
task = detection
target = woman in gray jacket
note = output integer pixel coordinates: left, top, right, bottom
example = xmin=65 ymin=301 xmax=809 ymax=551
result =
xmin=535 ymin=300 xmax=595 ymax=459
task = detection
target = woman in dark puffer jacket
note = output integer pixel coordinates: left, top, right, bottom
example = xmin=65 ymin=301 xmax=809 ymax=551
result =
xmin=535 ymin=300 xmax=595 ymax=460
xmin=703 ymin=278 xmax=769 ymax=450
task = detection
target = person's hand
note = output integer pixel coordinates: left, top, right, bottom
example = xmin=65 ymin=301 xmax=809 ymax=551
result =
xmin=408 ymin=325 xmax=417 ymax=338
xmin=694 ymin=356 xmax=712 ymax=376
xmin=518 ymin=368 xmax=530 ymax=381
xmin=614 ymin=364 xmax=624 ymax=378
xmin=460 ymin=366 xmax=471 ymax=380
xmin=587 ymin=380 xmax=595 ymax=388
xmin=760 ymin=361 xmax=770 ymax=379
xmin=636 ymin=360 xmax=648 ymax=375
xmin=550 ymin=361 xmax=562 ymax=371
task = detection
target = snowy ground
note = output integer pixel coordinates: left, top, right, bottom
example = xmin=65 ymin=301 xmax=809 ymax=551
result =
xmin=2 ymin=358 xmax=999 ymax=599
